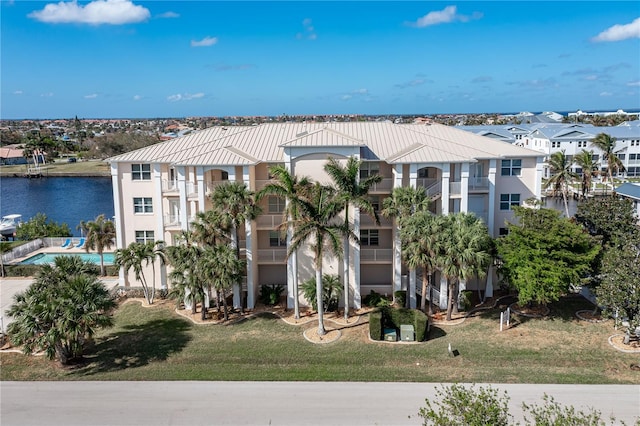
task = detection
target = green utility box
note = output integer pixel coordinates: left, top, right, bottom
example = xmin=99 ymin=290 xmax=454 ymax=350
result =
xmin=400 ymin=324 xmax=415 ymax=341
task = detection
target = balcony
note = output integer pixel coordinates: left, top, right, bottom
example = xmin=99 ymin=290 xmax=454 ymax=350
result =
xmin=360 ymin=248 xmax=393 ymax=263
xmin=256 ymin=214 xmax=284 ymax=229
xmin=369 ymin=178 xmax=393 ymax=193
xmin=205 ymin=180 xmax=228 ymax=195
xmin=162 ymin=180 xmax=179 ymax=193
xmin=359 ymin=214 xmax=393 ymax=227
xmin=164 ymin=214 xmax=181 ymax=228
xmin=469 ymin=177 xmax=490 ymax=191
xmin=257 ymin=248 xmax=287 ymax=263
xmin=449 ymin=181 xmax=461 ymax=195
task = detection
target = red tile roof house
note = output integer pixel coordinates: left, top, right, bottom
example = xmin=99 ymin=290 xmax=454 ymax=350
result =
xmin=0 ymin=146 xmax=27 ymax=165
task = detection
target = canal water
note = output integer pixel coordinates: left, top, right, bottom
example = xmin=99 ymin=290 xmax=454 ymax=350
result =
xmin=0 ymin=176 xmax=114 ymax=237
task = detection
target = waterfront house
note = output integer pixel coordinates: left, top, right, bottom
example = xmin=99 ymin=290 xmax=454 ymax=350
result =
xmin=107 ymin=122 xmax=543 ymax=311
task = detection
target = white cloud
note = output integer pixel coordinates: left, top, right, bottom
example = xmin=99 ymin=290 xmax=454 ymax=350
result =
xmin=28 ymin=0 xmax=150 ymax=25
xmin=592 ymin=17 xmax=640 ymax=42
xmin=191 ymin=36 xmax=218 ymax=47
xmin=628 ymin=81 xmax=640 ymax=87
xmin=84 ymin=93 xmax=98 ymax=99
xmin=408 ymin=5 xmax=482 ymax=28
xmin=297 ymin=18 xmax=317 ymax=40
xmin=41 ymin=92 xmax=54 ymax=97
xmin=600 ymin=91 xmax=613 ymax=97
xmin=13 ymin=90 xmax=23 ymax=95
xmin=133 ymin=95 xmax=142 ymax=100
xmin=157 ymin=11 xmax=179 ymax=19
xmin=584 ymin=75 xmax=598 ymax=81
xmin=167 ymin=93 xmax=205 ymax=102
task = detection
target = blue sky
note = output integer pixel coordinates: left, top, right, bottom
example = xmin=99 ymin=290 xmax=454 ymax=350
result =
xmin=1 ymin=1 xmax=639 ymax=119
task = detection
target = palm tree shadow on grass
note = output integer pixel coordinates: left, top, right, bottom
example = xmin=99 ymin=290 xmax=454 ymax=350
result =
xmin=71 ymin=318 xmax=192 ymax=376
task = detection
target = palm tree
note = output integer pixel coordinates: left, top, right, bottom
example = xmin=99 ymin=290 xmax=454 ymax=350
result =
xmin=209 ymin=182 xmax=262 ymax=310
xmin=7 ymin=256 xmax=114 ymax=365
xmin=591 ymin=133 xmax=625 ymax=192
xmin=78 ymin=214 xmax=115 ymax=276
xmin=289 ymin=183 xmax=346 ymax=336
xmin=544 ymin=150 xmax=577 ymax=217
xmin=573 ymin=150 xmax=599 ymax=199
xmin=205 ymin=244 xmax=245 ymax=321
xmin=324 ymin=157 xmax=382 ymax=320
xmin=381 ymin=186 xmax=431 ymax=306
xmin=190 ymin=210 xmax=230 ymax=247
xmin=439 ymin=213 xmax=492 ymax=321
xmin=256 ymin=165 xmax=312 ymax=319
xmin=401 ymin=212 xmax=445 ymax=314
xmin=166 ymin=232 xmax=206 ymax=316
xmin=115 ymin=240 xmax=166 ymax=304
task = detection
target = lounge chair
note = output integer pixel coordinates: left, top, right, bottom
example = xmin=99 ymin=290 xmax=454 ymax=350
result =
xmin=75 ymin=238 xmax=86 ymax=250
xmin=60 ymin=238 xmax=73 ymax=249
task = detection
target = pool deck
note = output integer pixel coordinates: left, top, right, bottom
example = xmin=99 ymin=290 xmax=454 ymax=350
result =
xmin=8 ymin=246 xmax=116 ymax=265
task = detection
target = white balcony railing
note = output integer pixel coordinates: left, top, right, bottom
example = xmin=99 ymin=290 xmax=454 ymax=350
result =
xmin=162 ymin=179 xmax=179 ymax=192
xmin=256 ymin=214 xmax=284 ymax=229
xmin=360 ymin=248 xmax=393 ymax=263
xmin=369 ymin=178 xmax=393 ymax=193
xmin=164 ymin=215 xmax=181 ymax=227
xmin=257 ymin=248 xmax=287 ymax=263
xmin=449 ymin=181 xmax=461 ymax=195
xmin=469 ymin=177 xmax=489 ymax=190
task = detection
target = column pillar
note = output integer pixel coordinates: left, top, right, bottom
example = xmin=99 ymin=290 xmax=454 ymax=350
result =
xmin=441 ymin=163 xmax=450 ymax=215
xmin=488 ymin=159 xmax=497 ymax=236
xmin=461 ymin=162 xmax=469 ymax=213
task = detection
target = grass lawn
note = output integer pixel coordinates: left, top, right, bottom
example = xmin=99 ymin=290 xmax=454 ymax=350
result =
xmin=1 ymin=295 xmax=639 ymax=383
xmin=0 ymin=160 xmax=109 ymax=177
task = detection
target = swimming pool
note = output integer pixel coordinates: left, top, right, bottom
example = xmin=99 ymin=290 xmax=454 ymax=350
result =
xmin=19 ymin=252 xmax=115 ymax=265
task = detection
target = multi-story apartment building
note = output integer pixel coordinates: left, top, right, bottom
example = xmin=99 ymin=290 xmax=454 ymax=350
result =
xmin=108 ymin=122 xmax=543 ymax=312
xmin=461 ymin=120 xmax=640 ymax=180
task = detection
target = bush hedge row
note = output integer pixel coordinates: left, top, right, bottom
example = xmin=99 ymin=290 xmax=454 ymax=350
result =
xmin=368 ymin=306 xmax=430 ymax=342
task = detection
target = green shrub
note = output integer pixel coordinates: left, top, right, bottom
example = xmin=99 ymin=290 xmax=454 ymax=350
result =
xmin=369 ymin=306 xmax=430 ymax=341
xmin=301 ymin=274 xmax=343 ymax=312
xmin=394 ymin=290 xmax=407 ymax=307
xmin=460 ymin=290 xmax=474 ymax=311
xmin=4 ymin=264 xmax=41 ymax=277
xmin=259 ymin=284 xmax=285 ymax=305
xmin=362 ymin=290 xmax=391 ymax=307
xmin=369 ymin=310 xmax=383 ymax=340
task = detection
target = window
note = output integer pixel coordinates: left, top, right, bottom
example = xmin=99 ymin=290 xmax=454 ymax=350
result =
xmin=268 ymin=196 xmax=285 ymax=214
xmin=627 ymin=167 xmax=639 ymax=177
xmin=360 ymin=229 xmax=379 ymax=246
xmin=132 ymin=164 xmax=151 ymax=180
xmin=135 ymin=230 xmax=154 ymax=243
xmin=133 ymin=197 xmax=153 ymax=214
xmin=501 ymin=159 xmax=522 ymax=176
xmin=630 ymin=154 xmax=637 ymax=161
xmin=269 ymin=230 xmax=286 ymax=247
xmin=618 ymin=154 xmax=626 ymax=161
xmin=577 ymin=141 xmax=587 ymax=148
xmin=369 ymin=195 xmax=380 ymax=212
xmin=360 ymin=162 xmax=379 ymax=178
xmin=592 ymin=154 xmax=599 ymax=162
xmin=499 ymin=227 xmax=509 ymax=236
xmin=500 ymin=193 xmax=520 ymax=210
xmin=551 ymin=141 xmax=560 ymax=148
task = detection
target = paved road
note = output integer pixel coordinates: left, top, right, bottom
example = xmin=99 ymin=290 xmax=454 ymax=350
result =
xmin=1 ymin=382 xmax=638 ymax=425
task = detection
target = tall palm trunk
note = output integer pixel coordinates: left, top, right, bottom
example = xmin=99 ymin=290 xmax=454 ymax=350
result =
xmin=315 ymin=246 xmax=326 ymax=336
xmin=342 ymin=222 xmax=350 ymax=320
xmin=561 ymin=185 xmax=570 ymax=217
